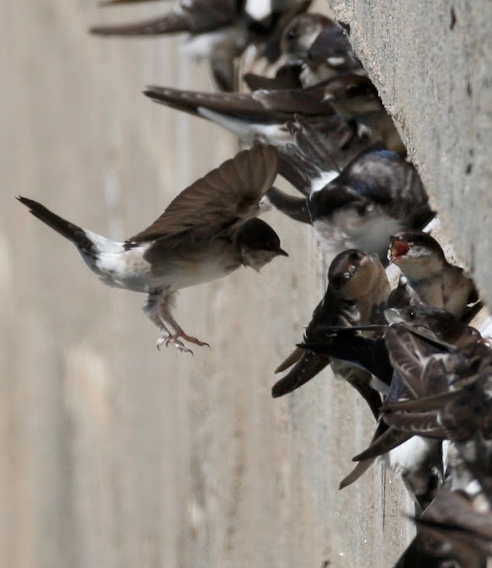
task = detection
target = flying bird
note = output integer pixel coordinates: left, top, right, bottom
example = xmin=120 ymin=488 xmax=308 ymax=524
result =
xmin=17 ymin=145 xmax=288 ymax=353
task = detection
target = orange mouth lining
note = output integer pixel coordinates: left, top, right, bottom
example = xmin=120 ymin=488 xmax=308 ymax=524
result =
xmin=391 ymin=239 xmax=410 ymax=260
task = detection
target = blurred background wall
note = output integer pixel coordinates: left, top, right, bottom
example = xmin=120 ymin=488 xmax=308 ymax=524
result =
xmin=0 ymin=2 xmax=425 ymax=567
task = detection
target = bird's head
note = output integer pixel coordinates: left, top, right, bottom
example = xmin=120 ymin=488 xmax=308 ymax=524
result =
xmin=237 ymin=218 xmax=288 ymax=272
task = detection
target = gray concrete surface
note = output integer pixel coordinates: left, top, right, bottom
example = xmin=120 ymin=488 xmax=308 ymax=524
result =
xmin=327 ymin=0 xmax=492 ymax=305
xmin=1 ymin=2 xmax=417 ymax=568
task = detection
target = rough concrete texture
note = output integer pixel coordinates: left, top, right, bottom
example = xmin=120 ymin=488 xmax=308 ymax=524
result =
xmin=327 ymin=0 xmax=492 ymax=305
xmin=1 ymin=2 xmax=416 ymax=568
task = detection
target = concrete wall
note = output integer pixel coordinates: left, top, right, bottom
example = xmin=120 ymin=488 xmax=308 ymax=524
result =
xmin=0 ymin=2 xmax=429 ymax=568
xmin=327 ymin=0 xmax=492 ymax=305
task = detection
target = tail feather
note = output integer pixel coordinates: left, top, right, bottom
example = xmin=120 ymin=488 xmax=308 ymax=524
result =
xmin=339 ymin=458 xmax=376 ymax=489
xmin=100 ymin=0 xmax=165 ymax=5
xmin=291 ymin=115 xmax=342 ymax=173
xmin=17 ymin=196 xmax=97 ymax=256
xmin=277 ymin=144 xmax=319 ymax=196
xmin=353 ymin=426 xmax=412 ymax=461
xmin=272 ymin=351 xmax=330 ymax=398
xmin=267 ymin=187 xmax=311 ymax=224
xmin=90 ymin=13 xmax=189 ymax=36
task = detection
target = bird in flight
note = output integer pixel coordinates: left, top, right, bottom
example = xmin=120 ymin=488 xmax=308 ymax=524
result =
xmin=18 ymin=145 xmax=287 ymax=354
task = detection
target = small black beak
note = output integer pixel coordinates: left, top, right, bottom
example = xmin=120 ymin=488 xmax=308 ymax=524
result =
xmin=278 ymin=249 xmax=289 ymax=257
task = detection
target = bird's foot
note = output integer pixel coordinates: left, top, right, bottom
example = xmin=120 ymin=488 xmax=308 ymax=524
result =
xmin=156 ymin=329 xmax=210 ymax=355
xmin=172 ymin=331 xmax=210 ymax=349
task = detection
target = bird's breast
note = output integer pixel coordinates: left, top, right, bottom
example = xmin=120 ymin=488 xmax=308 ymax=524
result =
xmin=314 ymin=208 xmax=403 ymax=259
xmin=95 ymin=241 xmax=242 ymax=293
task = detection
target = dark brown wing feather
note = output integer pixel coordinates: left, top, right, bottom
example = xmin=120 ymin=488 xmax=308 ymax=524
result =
xmin=90 ymin=13 xmax=191 ymax=36
xmin=383 ymin=411 xmax=446 ymax=437
xmin=128 ymin=145 xmax=278 ymax=243
xmin=382 ymin=390 xmax=459 ymax=413
xmin=339 ymin=421 xmax=388 ymax=487
xmin=271 ymin=351 xmax=330 ymax=398
xmin=144 ymin=86 xmax=289 ymax=120
xmin=91 ymin=0 xmax=236 ymax=35
xmin=353 ymin=426 xmax=412 ymax=461
xmin=100 ymin=0 xmax=170 ymax=5
xmin=275 ymin=346 xmax=304 ymax=373
xmin=253 ymin=85 xmax=335 ymax=116
xmin=385 ymin=327 xmax=445 ymax=398
xmin=339 ymin=458 xmax=376 ymax=489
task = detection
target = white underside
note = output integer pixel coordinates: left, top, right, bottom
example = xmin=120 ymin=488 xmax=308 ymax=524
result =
xmin=180 ymin=30 xmax=227 ymax=60
xmin=309 ymin=171 xmax=339 ymax=194
xmin=245 ymin=0 xmax=271 ymax=20
xmin=313 ymin=210 xmax=404 ymax=259
xmin=81 ymin=233 xmax=237 ymax=293
xmin=198 ymin=108 xmax=291 ymax=146
xmin=383 ymin=436 xmax=439 ymax=475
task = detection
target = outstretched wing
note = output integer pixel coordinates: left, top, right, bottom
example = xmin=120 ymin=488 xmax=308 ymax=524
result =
xmin=128 ymin=145 xmax=278 ymax=243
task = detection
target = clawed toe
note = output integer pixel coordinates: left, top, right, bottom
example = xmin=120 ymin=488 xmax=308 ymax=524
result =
xmin=147 ymin=291 xmax=211 ymax=355
xmin=180 ymin=334 xmax=211 ymax=348
xmin=165 ymin=336 xmax=194 ymax=355
xmin=155 ymin=332 xmax=206 ymax=355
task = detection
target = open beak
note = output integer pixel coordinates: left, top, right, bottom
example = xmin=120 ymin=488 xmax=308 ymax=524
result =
xmin=389 ymin=236 xmax=410 ymax=262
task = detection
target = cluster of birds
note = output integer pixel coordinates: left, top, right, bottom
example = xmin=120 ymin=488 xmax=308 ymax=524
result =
xmin=18 ymin=1 xmax=492 ymax=566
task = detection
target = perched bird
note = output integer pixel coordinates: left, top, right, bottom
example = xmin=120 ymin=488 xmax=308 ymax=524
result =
xmin=301 ymin=308 xmax=485 ymax=506
xmin=384 ymin=305 xmax=482 ymax=348
xmin=272 ymin=249 xmax=390 ymax=418
xmin=90 ymin=0 xmax=241 ymax=37
xmin=304 ymin=306 xmax=481 ymax=389
xmin=144 ymin=82 xmax=336 ymax=146
xmin=99 ymin=0 xmax=171 ymax=5
xmin=90 ymin=0 xmax=246 ymax=91
xmin=90 ymin=0 xmax=311 ymax=91
xmin=323 ymin=73 xmax=406 ymax=155
xmin=270 ymin=126 xmax=434 ymax=263
xmin=357 ymin=329 xmax=491 ymax=507
xmin=280 ymin=13 xmax=363 ymax=87
xmin=238 ymin=0 xmax=314 ymax=68
xmin=394 ymin=368 xmax=492 ymax=567
xmin=267 ymin=116 xmax=376 ymax=224
xmin=243 ymin=63 xmax=304 ymax=91
xmin=396 ymin=488 xmax=492 ymax=568
xmin=389 ymin=230 xmax=479 ymax=319
xmin=254 ymin=73 xmax=398 ymax=151
xmin=241 ymin=9 xmax=358 ymax=91
xmin=17 ymin=145 xmax=288 ymax=353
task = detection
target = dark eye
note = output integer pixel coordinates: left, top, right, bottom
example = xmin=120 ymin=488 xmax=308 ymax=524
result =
xmin=288 ymin=30 xmax=298 ymax=39
xmin=350 ymin=251 xmax=361 ymax=260
xmin=346 ymin=85 xmax=361 ymax=97
xmin=408 ymin=309 xmax=416 ymax=320
xmin=470 ymin=359 xmax=481 ymax=373
xmin=331 ymin=275 xmax=343 ymax=289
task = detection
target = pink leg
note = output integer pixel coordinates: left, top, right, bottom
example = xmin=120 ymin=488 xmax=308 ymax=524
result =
xmin=144 ymin=291 xmax=210 ymax=354
xmin=158 ymin=293 xmax=210 ymax=351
